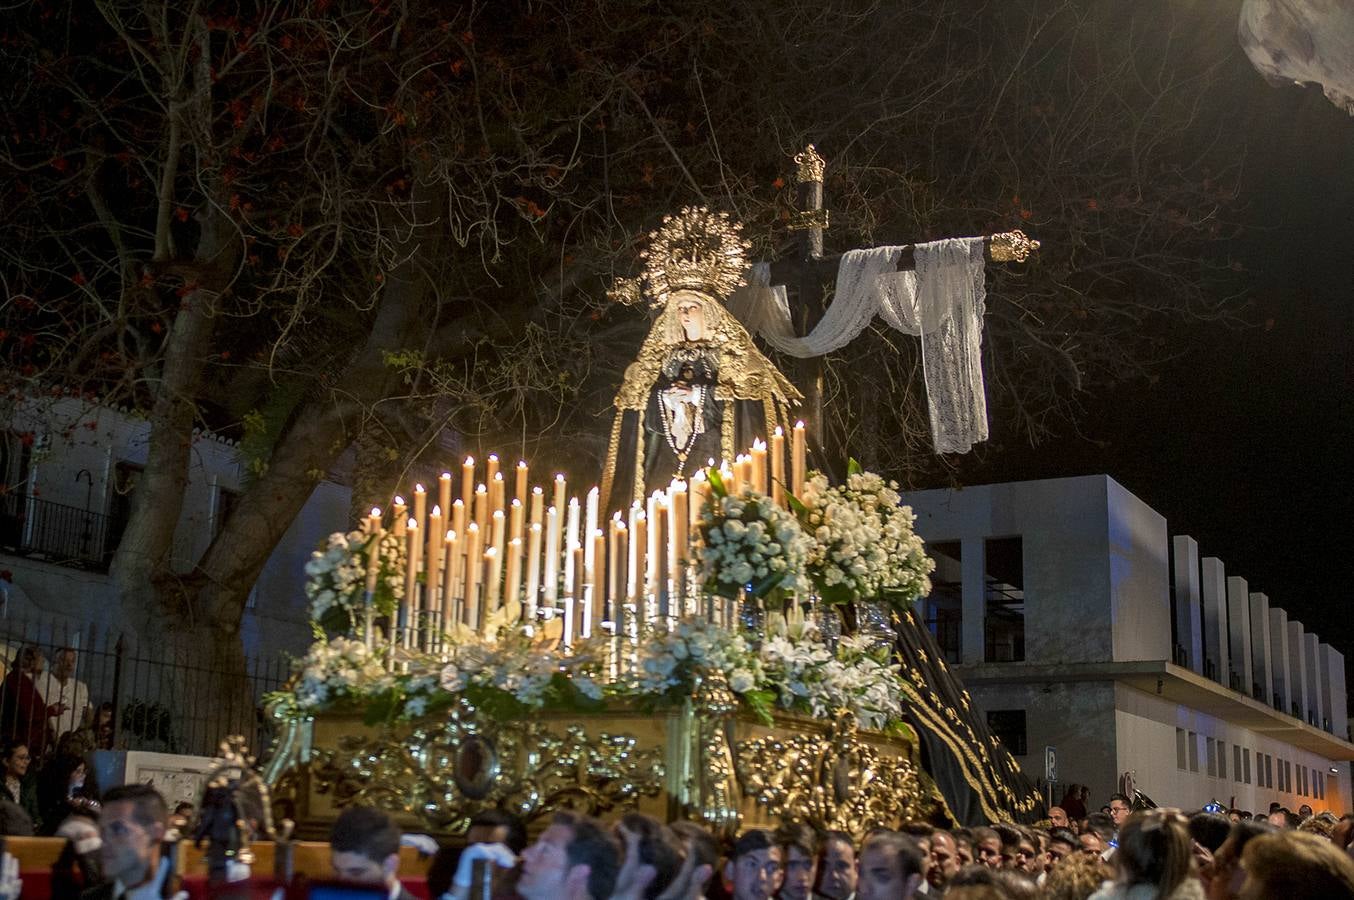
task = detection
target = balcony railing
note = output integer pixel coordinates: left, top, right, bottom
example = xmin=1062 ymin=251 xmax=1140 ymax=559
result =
xmin=0 ymin=493 xmax=123 ymax=571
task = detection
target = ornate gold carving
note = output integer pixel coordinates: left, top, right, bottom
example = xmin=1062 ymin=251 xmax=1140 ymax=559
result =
xmin=787 ymin=208 xmax=830 ymax=232
xmin=734 ymin=713 xmax=922 ymax=840
xmin=309 ymin=702 xmax=664 ymax=832
xmin=608 ymin=276 xmax=644 ymax=307
xmin=988 ymin=229 xmax=1041 ymax=263
xmin=793 ymin=144 xmax=827 ymax=184
xmin=690 ymin=673 xmax=741 ymax=838
xmin=641 ymin=207 xmax=751 ymax=303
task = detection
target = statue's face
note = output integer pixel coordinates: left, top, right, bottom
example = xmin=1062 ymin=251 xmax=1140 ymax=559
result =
xmin=676 ymin=297 xmax=706 ymax=341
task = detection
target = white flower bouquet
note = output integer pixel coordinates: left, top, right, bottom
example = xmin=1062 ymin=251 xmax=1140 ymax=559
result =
xmin=290 ymin=636 xmax=391 ymax=711
xmin=303 ymin=530 xmax=405 ymax=636
xmin=437 ymin=625 xmax=609 ymax=718
xmin=794 ymin=461 xmax=935 ymax=607
xmin=697 ymin=470 xmax=811 ymax=607
xmin=758 ymin=625 xmax=905 ymax=731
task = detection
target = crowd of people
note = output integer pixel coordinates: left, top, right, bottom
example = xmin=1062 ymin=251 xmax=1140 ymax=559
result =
xmin=2 ymin=776 xmax=1354 ymax=899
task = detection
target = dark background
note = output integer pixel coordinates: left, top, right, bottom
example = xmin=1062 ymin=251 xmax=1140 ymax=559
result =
xmin=956 ymin=13 xmax=1354 ymax=661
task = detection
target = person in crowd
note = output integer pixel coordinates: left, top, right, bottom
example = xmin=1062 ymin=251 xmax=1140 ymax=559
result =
xmin=428 ymin=808 xmax=528 ymax=899
xmin=970 ymin=827 xmax=1001 ymax=868
xmin=1082 ymin=813 xmax=1116 ymax=858
xmin=40 ymin=648 xmax=89 ymax=745
xmin=927 ymin=830 xmax=962 ymax=894
xmin=0 ymin=647 xmax=54 ymax=757
xmin=85 ymin=783 xmax=172 ymax=900
xmin=1237 ymin=830 xmax=1354 ymax=899
xmin=1297 ymin=810 xmax=1339 ymax=839
xmin=0 ymin=797 xmax=32 ymax=837
xmin=667 ymin=821 xmax=718 ymax=900
xmin=610 ymin=813 xmax=682 ymax=900
xmin=1043 ymin=853 xmax=1114 ymax=900
xmin=946 ymin=866 xmax=1037 ymax=899
xmin=1107 ymin=794 xmax=1133 ymax=834
xmin=1296 ymin=804 xmax=1313 ymax=821
xmin=1088 ymin=810 xmax=1202 ymax=900
xmin=1202 ymin=819 xmax=1273 ymax=900
xmin=37 ymin=752 xmax=97 ymax=836
xmin=329 ymin=806 xmax=419 ymax=900
xmin=773 ymin=823 xmax=817 ymax=900
xmin=990 ymin=824 xmax=1023 ymax=869
xmin=1045 ymin=828 xmax=1080 ymax=873
xmin=855 ymin=831 xmax=924 ymax=900
xmin=897 ymin=823 xmax=933 ymax=888
xmin=951 ymin=830 xmax=975 ymax=868
xmin=0 ymin=739 xmax=39 ymax=831
xmin=516 ymin=811 xmax=620 ymax=900
xmin=1012 ymin=828 xmax=1041 ymax=876
xmin=1049 ymin=806 xmax=1070 ymax=829
xmin=1061 ymin=785 xmax=1090 ymax=822
xmin=815 ymin=830 xmax=857 ymax=900
xmin=723 ymin=829 xmax=783 ymax=900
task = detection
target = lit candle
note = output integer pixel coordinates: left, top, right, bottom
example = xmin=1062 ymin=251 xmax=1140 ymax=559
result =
xmin=392 ymin=496 xmax=407 ymax=538
xmin=413 ymin=483 xmax=428 ymax=537
xmin=463 ymin=523 xmax=481 ymax=630
xmin=364 ymin=526 xmax=383 ymax=595
xmin=544 ymin=505 xmax=560 ymax=605
xmin=738 ymin=455 xmax=753 ymax=493
xmin=474 ymin=483 xmax=488 ymax=532
xmin=438 ymin=472 xmax=452 ymax=525
xmin=628 ymin=504 xmax=644 ymax=604
xmin=460 ymin=456 xmax=476 ymax=516
xmin=670 ymin=481 xmax=688 ymax=612
xmin=491 ymin=509 xmax=507 ymax=569
xmin=426 ymin=505 xmax=444 ymax=629
xmin=451 ymin=499 xmax=466 ymax=550
xmin=586 ymin=529 xmax=604 ymax=639
xmin=653 ymin=500 xmax=669 ymax=620
xmin=770 ymin=426 xmax=786 ymax=506
xmin=583 ymin=487 xmax=599 ymax=588
xmin=727 ymin=457 xmax=742 ymax=497
xmin=505 ymin=537 xmax=523 ymax=609
xmin=607 ymin=515 xmax=622 ymax=622
xmin=689 ymin=470 xmax=707 ymax=531
xmin=403 ymin=518 xmax=420 ymax=647
xmin=509 ymin=498 xmax=524 ymax=543
xmin=486 ymin=454 xmax=500 ymax=490
xmin=552 ymin=474 xmax=567 ymax=521
xmin=491 ymin=471 xmax=506 ymax=520
xmin=791 ymin=420 xmax=806 ymax=497
xmin=486 ymin=546 xmax=502 ymax=608
xmin=565 ymin=545 xmax=584 ymax=647
xmin=515 ymin=460 xmax=529 ymax=510
xmin=525 ymin=522 xmax=543 ymax=620
xmin=613 ymin=520 xmax=628 ymax=654
xmin=449 ymin=527 xmax=465 ymax=625
xmin=564 ymin=496 xmax=581 ymax=592
xmin=751 ymin=439 xmax=767 ymax=495
xmin=530 ymin=485 xmax=545 ymax=532
xmin=366 ymin=506 xmax=382 ymax=535
xmin=645 ymin=491 xmax=660 ymax=609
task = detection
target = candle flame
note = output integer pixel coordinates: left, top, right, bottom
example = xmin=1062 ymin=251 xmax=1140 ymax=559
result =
xmin=774 ymin=425 xmax=784 ymax=436
xmin=493 ymin=510 xmax=505 ymax=520
xmin=494 ymin=472 xmax=503 ymax=482
xmin=530 ymin=522 xmax=542 ymax=532
xmin=431 ymin=505 xmax=441 ymax=516
xmin=555 ymin=473 xmax=565 ymax=481
xmin=440 ymin=471 xmax=451 ymax=480
xmin=510 ymin=537 xmax=521 ymax=546
xmin=415 ymin=483 xmax=425 ymax=493
xmin=394 ymin=495 xmax=405 ymax=505
xmin=370 ymin=507 xmax=381 ymax=516
xmin=533 ymin=486 xmax=543 ymax=495
xmin=446 ymin=529 xmax=456 ymax=541
xmin=465 ymin=456 xmax=474 ymax=465
xmin=511 ymin=498 xmax=521 ymax=507
xmin=518 ymin=460 xmax=527 ymax=468
xmin=468 ymin=522 xmax=479 ymax=533
xmin=795 ymin=420 xmax=805 ymax=428
xmin=407 ymin=517 xmax=417 ymax=529
xmin=477 ymin=483 xmax=486 ymax=492
xmin=453 ymin=499 xmax=463 ymax=508
xmin=488 ymin=453 xmax=498 ymax=461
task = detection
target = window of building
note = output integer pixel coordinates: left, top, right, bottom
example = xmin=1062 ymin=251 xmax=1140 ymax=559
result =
xmin=1206 ymin=738 xmax=1217 ymax=777
xmin=984 ymin=537 xmax=1024 ymax=663
xmin=1316 ymin=771 xmax=1325 ymax=800
xmin=1176 ymin=729 xmax=1188 ymax=771
xmin=1233 ymin=744 xmax=1243 ymax=783
xmin=986 ymin=709 xmax=1027 ymax=757
xmin=924 ymin=541 xmax=963 ymax=664
xmin=1265 ymin=754 xmax=1274 ymax=789
xmin=1188 ymin=732 xmax=1200 ymax=773
xmin=1218 ymin=741 xmax=1227 ymax=780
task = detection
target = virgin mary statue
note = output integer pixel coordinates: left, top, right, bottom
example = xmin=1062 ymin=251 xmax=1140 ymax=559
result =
xmin=600 ymin=208 xmax=801 ymax=511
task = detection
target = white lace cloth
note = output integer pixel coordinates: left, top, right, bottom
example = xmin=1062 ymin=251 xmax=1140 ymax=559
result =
xmin=727 ymin=237 xmax=988 ymax=453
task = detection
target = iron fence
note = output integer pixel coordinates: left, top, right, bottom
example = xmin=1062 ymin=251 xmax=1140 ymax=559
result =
xmin=0 ymin=612 xmax=291 ymax=762
xmin=0 ymin=493 xmax=122 ymax=571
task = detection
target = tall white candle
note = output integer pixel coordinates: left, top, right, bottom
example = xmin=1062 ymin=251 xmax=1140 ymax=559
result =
xmin=526 ymin=522 xmax=543 ymax=620
xmin=544 ymin=505 xmax=560 ymax=604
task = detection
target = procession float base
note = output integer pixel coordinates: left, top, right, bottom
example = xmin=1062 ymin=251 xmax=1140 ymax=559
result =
xmin=267 ymin=701 xmax=944 ymax=841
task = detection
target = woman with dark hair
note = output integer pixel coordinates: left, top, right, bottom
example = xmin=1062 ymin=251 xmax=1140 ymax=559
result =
xmin=1089 ymin=810 xmax=1203 ymax=899
xmin=0 ymin=739 xmax=40 ymax=831
xmin=36 ymin=752 xmax=98 ymax=835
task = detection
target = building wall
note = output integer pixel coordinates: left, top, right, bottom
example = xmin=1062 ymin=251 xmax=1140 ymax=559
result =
xmin=1106 ymin=480 xmax=1171 ymax=663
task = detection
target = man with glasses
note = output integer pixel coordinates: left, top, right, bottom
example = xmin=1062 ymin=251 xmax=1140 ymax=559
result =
xmin=1107 ymin=794 xmax=1132 ymax=836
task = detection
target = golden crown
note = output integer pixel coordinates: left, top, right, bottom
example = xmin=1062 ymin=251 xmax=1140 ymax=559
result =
xmin=639 ymin=206 xmax=751 ymax=303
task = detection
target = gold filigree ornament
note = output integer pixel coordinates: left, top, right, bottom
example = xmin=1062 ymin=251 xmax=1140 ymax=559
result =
xmin=734 ymin=712 xmax=922 ymax=840
xmin=641 ymin=207 xmax=751 ymax=304
xmin=988 ymin=229 xmax=1041 ymax=263
xmin=309 ymin=700 xmax=664 ymax=833
xmin=793 ymin=144 xmax=827 ymax=184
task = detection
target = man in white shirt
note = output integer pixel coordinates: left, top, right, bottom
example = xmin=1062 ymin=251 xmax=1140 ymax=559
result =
xmin=41 ymin=647 xmax=90 ymax=742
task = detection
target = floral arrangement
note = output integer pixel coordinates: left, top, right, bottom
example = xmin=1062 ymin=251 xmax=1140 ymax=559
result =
xmin=288 ymin=636 xmax=391 ymax=711
xmin=759 ymin=627 xmax=905 ymax=731
xmin=437 ymin=626 xmax=608 ymax=716
xmin=794 ymin=463 xmax=935 ymax=606
xmin=629 ymin=619 xmax=768 ymax=708
xmin=697 ymin=471 xmax=811 ymax=606
xmin=304 ymin=530 xmax=405 ymax=636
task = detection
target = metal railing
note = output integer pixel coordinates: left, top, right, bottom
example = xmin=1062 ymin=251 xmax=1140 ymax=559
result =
xmin=0 ymin=493 xmax=123 ymax=571
xmin=0 ymin=612 xmax=290 ymax=760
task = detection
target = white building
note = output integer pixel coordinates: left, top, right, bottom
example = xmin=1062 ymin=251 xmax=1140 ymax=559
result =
xmin=0 ymin=397 xmax=348 ymax=662
xmin=906 ymin=474 xmax=1352 ymax=815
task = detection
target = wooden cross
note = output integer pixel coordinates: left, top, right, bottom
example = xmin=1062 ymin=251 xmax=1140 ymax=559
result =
xmin=763 ymin=144 xmax=1039 ymax=450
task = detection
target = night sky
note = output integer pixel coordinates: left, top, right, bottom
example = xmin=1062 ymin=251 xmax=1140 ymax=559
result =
xmin=956 ymin=14 xmax=1354 ymax=662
